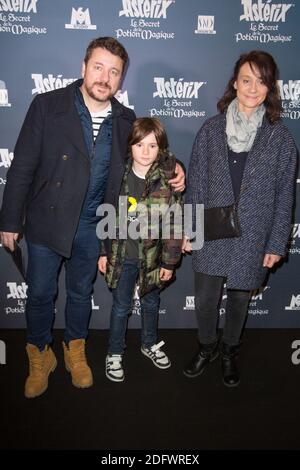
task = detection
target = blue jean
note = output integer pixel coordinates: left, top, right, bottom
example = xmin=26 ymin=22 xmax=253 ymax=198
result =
xmin=26 ymin=222 xmax=101 ymax=350
xmin=108 ymin=259 xmax=160 ymax=355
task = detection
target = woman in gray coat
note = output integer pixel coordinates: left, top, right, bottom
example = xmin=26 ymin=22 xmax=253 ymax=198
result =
xmin=183 ymin=50 xmax=297 ymax=387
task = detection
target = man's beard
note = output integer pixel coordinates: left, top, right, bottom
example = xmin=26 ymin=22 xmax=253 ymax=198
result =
xmin=86 ymin=81 xmax=114 ymax=102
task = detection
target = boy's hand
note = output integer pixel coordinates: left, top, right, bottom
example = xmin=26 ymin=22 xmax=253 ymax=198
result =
xmin=98 ymin=256 xmax=107 ymax=274
xmin=160 ymin=268 xmax=173 ymax=281
xmin=169 ymin=163 xmax=185 ymax=192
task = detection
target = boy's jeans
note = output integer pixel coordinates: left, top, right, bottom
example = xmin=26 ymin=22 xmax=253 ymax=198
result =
xmin=108 ymin=259 xmax=160 ymax=355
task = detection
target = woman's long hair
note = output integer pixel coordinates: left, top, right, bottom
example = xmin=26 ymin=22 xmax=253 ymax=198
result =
xmin=217 ymin=50 xmax=282 ymax=123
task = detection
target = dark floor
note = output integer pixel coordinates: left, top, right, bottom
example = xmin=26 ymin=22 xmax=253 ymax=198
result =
xmin=0 ymin=329 xmax=300 ymax=451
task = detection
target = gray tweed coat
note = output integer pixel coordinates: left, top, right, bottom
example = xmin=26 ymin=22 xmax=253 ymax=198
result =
xmin=186 ymin=113 xmax=297 ymax=290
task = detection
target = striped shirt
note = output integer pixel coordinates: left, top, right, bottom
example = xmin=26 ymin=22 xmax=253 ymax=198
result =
xmin=90 ymin=103 xmax=112 ymax=141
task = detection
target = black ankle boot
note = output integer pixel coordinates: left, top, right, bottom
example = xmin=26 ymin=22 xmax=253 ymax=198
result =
xmin=221 ymin=342 xmax=240 ymax=387
xmin=183 ymin=342 xmax=219 ymax=378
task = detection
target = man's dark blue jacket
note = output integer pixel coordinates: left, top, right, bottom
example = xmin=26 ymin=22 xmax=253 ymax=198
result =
xmin=0 ymin=79 xmax=136 ymax=257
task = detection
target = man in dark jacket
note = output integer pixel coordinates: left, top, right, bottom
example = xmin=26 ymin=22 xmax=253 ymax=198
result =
xmin=0 ymin=37 xmax=185 ymax=398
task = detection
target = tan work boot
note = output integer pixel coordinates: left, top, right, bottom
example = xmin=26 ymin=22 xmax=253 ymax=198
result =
xmin=25 ymin=344 xmax=57 ymax=398
xmin=63 ymin=339 xmax=93 ymax=388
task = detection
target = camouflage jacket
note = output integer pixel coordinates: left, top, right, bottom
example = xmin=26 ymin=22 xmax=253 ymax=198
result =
xmin=104 ymin=154 xmax=183 ymax=296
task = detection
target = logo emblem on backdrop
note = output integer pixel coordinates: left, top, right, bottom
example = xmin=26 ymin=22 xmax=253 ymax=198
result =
xmin=247 ymin=286 xmax=270 ymax=317
xmin=65 ymin=7 xmax=97 ymax=30
xmin=0 ymin=149 xmax=13 ymax=169
xmin=285 ymin=295 xmax=300 ymax=311
xmin=289 ymin=224 xmax=300 ymax=256
xmin=235 ymin=0 xmax=295 ymax=44
xmin=31 ymin=74 xmax=77 ymax=95
xmin=150 ymin=77 xmax=206 ymax=119
xmin=240 ymin=0 xmax=293 ymax=22
xmin=183 ymin=296 xmax=195 ymax=310
xmin=278 ymin=80 xmax=300 ymax=120
xmin=116 ymin=0 xmax=175 ymax=40
xmin=0 ymin=80 xmax=11 ymax=107
xmin=115 ymin=90 xmax=135 ymax=110
xmin=195 ymin=16 xmax=216 ymax=35
xmin=5 ymin=282 xmax=27 ymax=315
xmin=119 ymin=0 xmax=174 ymax=18
xmin=7 ymin=282 xmax=27 ymax=300
xmin=0 ymin=1 xmax=47 ymax=35
xmin=92 ymin=296 xmax=99 ymax=311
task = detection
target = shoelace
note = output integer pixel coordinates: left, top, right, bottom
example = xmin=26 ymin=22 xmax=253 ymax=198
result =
xmin=107 ymin=355 xmax=122 ymax=369
xmin=30 ymin=352 xmax=44 ymax=372
xmin=70 ymin=346 xmax=87 ymax=366
xmin=150 ymin=340 xmax=165 ymax=354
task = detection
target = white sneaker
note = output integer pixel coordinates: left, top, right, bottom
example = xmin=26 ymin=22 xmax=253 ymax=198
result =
xmin=105 ymin=354 xmax=124 ymax=382
xmin=141 ymin=341 xmax=171 ymax=369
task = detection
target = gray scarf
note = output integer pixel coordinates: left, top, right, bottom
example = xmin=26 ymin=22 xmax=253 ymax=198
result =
xmin=226 ymin=97 xmax=265 ymax=152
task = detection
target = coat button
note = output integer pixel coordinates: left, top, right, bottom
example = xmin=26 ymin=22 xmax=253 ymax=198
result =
xmin=56 ymin=181 xmax=61 ymax=187
xmin=62 ymin=154 xmax=68 ymax=160
xmin=50 ymin=205 xmax=54 ymax=210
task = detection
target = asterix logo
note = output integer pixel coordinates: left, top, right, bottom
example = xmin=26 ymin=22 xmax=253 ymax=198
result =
xmin=235 ymin=0 xmax=294 ymax=44
xmin=278 ymin=80 xmax=300 ymax=120
xmin=278 ymin=80 xmax=300 ymax=100
xmin=31 ymin=74 xmax=77 ymax=95
xmin=119 ymin=0 xmax=174 ymax=18
xmin=0 ymin=80 xmax=11 ymax=107
xmin=6 ymin=282 xmax=28 ymax=300
xmin=291 ymin=224 xmax=300 ymax=239
xmin=240 ymin=0 xmax=293 ymax=22
xmin=0 ymin=148 xmax=13 ymax=168
xmin=153 ymin=78 xmax=205 ymax=99
xmin=0 ymin=0 xmax=38 ymax=13
xmin=150 ymin=77 xmax=206 ymax=119
xmin=115 ymin=89 xmax=135 ymax=109
xmin=285 ymin=295 xmax=300 ymax=311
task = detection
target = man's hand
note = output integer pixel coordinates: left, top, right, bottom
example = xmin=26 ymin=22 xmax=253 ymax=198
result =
xmin=263 ymin=253 xmax=281 ymax=268
xmin=160 ymin=268 xmax=173 ymax=281
xmin=98 ymin=256 xmax=107 ymax=274
xmin=169 ymin=162 xmax=185 ymax=192
xmin=182 ymin=236 xmax=192 ymax=253
xmin=0 ymin=231 xmax=19 ymax=251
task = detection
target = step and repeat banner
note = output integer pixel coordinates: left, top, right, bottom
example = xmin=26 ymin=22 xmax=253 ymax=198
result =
xmin=0 ymin=0 xmax=299 ymax=330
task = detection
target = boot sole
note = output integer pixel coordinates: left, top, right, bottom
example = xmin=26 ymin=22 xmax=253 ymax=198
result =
xmin=105 ymin=370 xmax=125 ymax=383
xmin=65 ymin=364 xmax=93 ymax=388
xmin=24 ymin=359 xmax=57 ymax=399
xmin=222 ymin=378 xmax=240 ymax=388
xmin=183 ymin=350 xmax=219 ymax=378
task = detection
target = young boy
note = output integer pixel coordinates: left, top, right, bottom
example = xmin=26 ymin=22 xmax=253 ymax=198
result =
xmin=98 ymin=117 xmax=182 ymax=382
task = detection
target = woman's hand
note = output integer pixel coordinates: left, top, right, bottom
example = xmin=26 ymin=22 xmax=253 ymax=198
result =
xmin=160 ymin=268 xmax=173 ymax=281
xmin=98 ymin=256 xmax=107 ymax=274
xmin=169 ymin=163 xmax=185 ymax=192
xmin=263 ymin=254 xmax=281 ymax=268
xmin=182 ymin=236 xmax=192 ymax=253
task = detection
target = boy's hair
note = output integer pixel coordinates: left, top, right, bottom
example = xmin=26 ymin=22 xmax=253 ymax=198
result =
xmin=84 ymin=37 xmax=128 ymax=73
xmin=128 ymin=118 xmax=169 ymax=158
